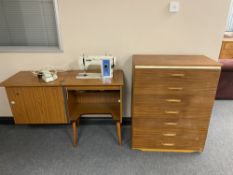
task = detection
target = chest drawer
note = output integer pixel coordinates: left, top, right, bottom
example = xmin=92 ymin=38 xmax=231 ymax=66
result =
xmin=134 ymin=94 xmax=213 ymax=109
xmin=223 ymin=42 xmax=233 ymax=50
xmin=220 ymin=41 xmax=233 ymax=59
xmin=221 ymin=49 xmax=233 ymax=56
xmin=133 ymin=118 xmax=209 ymax=131
xmin=132 ymin=129 xmax=206 ymax=151
xmin=133 ymin=94 xmax=214 ymax=118
xmin=134 ymin=69 xmax=220 ymax=95
xmin=220 ymin=54 xmax=233 ymax=59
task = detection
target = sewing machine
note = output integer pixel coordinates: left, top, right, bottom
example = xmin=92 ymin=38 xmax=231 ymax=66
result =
xmin=76 ymin=55 xmax=116 ymax=79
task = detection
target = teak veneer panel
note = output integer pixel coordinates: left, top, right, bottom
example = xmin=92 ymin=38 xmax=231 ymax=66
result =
xmin=133 ymin=55 xmax=220 ymax=67
xmin=6 ymin=87 xmax=67 ymax=124
xmin=133 ymin=118 xmax=209 ymax=131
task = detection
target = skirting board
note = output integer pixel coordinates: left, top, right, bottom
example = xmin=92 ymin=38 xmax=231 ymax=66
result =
xmin=0 ymin=116 xmax=132 ymax=125
xmin=0 ymin=117 xmax=14 ymax=124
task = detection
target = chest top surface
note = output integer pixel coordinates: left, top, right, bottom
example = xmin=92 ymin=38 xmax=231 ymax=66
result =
xmin=133 ymin=55 xmax=220 ymax=67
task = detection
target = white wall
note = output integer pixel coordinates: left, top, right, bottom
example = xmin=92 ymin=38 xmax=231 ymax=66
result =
xmin=0 ymin=0 xmax=230 ymax=117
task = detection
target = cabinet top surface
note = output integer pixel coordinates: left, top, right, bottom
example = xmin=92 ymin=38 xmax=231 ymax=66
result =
xmin=0 ymin=70 xmax=124 ymax=87
xmin=133 ymin=55 xmax=220 ymax=67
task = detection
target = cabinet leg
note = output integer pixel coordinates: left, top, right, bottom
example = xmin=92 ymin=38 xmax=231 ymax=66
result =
xmin=116 ymin=121 xmax=122 ymax=145
xmin=72 ymin=121 xmax=77 ymax=146
xmin=77 ymin=118 xmax=80 ymax=126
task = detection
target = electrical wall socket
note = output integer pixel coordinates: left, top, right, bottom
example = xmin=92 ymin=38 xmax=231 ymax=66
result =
xmin=169 ymin=1 xmax=180 ymax=13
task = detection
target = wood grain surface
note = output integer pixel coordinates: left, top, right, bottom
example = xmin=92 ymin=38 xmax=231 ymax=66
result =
xmin=219 ymin=39 xmax=233 ymax=59
xmin=6 ymin=87 xmax=67 ymax=124
xmin=0 ymin=70 xmax=124 ymax=87
xmin=133 ymin=55 xmax=220 ymax=67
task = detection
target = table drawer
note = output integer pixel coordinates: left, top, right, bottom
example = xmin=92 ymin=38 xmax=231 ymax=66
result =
xmin=134 ymin=69 xmax=220 ymax=95
xmin=132 ymin=130 xmax=206 ymax=151
xmin=133 ymin=118 xmax=209 ymax=131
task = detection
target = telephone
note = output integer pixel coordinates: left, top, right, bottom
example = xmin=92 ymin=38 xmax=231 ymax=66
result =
xmin=33 ymin=70 xmax=58 ymax=83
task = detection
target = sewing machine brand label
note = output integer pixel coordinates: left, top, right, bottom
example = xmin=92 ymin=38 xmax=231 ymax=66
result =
xmin=102 ymin=59 xmax=111 ymax=78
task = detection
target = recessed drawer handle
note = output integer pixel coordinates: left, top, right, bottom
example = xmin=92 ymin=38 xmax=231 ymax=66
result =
xmin=163 ymin=133 xmax=177 ymax=137
xmin=162 ymin=143 xmax=175 ymax=146
xmin=165 ymin=111 xmax=179 ymax=114
xmin=165 ymin=99 xmax=181 ymax=103
xmin=171 ymin=74 xmax=185 ymax=77
xmin=168 ymin=87 xmax=183 ymax=91
xmin=164 ymin=122 xmax=178 ymax=126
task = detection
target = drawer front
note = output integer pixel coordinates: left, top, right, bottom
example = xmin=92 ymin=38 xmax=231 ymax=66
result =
xmin=220 ymin=53 xmax=233 ymax=59
xmin=132 ymin=129 xmax=207 ymax=151
xmin=220 ymin=42 xmax=233 ymax=59
xmin=223 ymin=42 xmax=233 ymax=50
xmin=221 ymin=49 xmax=233 ymax=55
xmin=133 ymin=94 xmax=213 ymax=119
xmin=134 ymin=69 xmax=220 ymax=95
xmin=133 ymin=107 xmax=212 ymax=119
xmin=133 ymin=118 xmax=210 ymax=131
xmin=134 ymin=94 xmax=212 ymax=107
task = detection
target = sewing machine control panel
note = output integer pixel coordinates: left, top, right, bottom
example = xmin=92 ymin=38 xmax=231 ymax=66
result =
xmin=102 ymin=59 xmax=111 ymax=77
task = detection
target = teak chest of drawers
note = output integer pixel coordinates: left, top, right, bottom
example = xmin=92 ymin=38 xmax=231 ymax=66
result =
xmin=131 ymin=55 xmax=221 ymax=153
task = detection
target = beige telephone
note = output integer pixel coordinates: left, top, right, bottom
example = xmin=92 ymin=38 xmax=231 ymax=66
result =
xmin=33 ymin=70 xmax=58 ymax=82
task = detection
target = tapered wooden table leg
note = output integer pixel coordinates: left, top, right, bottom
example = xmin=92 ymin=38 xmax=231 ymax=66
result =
xmin=72 ymin=121 xmax=77 ymax=146
xmin=116 ymin=121 xmax=122 ymax=145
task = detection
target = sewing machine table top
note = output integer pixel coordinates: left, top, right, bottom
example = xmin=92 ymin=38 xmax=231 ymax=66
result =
xmin=76 ymin=73 xmax=102 ymax=79
xmin=0 ymin=70 xmax=124 ymax=87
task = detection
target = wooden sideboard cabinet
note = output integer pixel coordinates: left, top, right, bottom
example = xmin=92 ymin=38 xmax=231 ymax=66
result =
xmin=219 ymin=38 xmax=233 ymax=59
xmin=0 ymin=71 xmax=68 ymax=124
xmin=131 ymin=55 xmax=221 ymax=152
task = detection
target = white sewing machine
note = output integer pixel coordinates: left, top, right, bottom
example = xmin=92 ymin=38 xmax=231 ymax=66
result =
xmin=76 ymin=55 xmax=116 ymax=79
